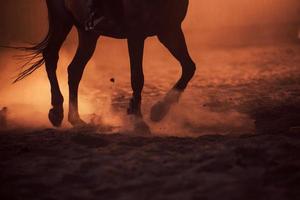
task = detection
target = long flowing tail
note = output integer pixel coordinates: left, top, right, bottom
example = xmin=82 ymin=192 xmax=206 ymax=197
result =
xmin=0 ymin=0 xmax=56 ymax=83
xmin=3 ymin=32 xmax=51 ymax=83
xmin=1 ymin=26 xmax=52 ymax=83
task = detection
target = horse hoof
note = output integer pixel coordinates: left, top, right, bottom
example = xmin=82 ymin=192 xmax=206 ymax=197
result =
xmin=127 ymin=109 xmax=143 ymax=118
xmin=150 ymin=101 xmax=170 ymax=122
xmin=127 ymin=108 xmax=142 ymax=116
xmin=48 ymin=107 xmax=64 ymax=127
xmin=134 ymin=119 xmax=151 ymax=135
xmin=69 ymin=117 xmax=87 ymax=127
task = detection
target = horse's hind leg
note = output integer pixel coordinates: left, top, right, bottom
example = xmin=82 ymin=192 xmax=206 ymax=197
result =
xmin=44 ymin=24 xmax=72 ymax=127
xmin=68 ymin=30 xmax=98 ymax=126
xmin=151 ymin=26 xmax=196 ymax=122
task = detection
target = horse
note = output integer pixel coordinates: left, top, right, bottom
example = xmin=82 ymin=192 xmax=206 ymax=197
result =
xmin=12 ymin=0 xmax=196 ymax=129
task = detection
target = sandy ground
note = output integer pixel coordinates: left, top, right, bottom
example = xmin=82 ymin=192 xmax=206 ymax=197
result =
xmin=0 ymin=128 xmax=300 ymax=200
xmin=1 ymin=42 xmax=300 ymax=134
xmin=1 ymin=42 xmax=300 ymax=199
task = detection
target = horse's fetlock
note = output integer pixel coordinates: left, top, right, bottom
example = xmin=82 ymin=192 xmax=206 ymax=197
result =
xmin=184 ymin=60 xmax=196 ymax=78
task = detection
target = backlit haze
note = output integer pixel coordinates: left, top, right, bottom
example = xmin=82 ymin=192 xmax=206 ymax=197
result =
xmin=0 ymin=0 xmax=299 ymax=135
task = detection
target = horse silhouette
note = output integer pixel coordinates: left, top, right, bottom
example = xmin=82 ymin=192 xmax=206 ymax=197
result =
xmin=13 ymin=0 xmax=196 ymax=128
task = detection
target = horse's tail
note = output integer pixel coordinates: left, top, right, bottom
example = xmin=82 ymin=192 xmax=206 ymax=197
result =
xmin=0 ymin=0 xmax=56 ymax=83
xmin=3 ymin=31 xmax=51 ymax=83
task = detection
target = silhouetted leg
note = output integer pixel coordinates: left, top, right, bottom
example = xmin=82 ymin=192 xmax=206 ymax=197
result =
xmin=44 ymin=25 xmax=72 ymax=127
xmin=151 ymin=27 xmax=196 ymax=122
xmin=127 ymin=37 xmax=145 ymax=117
xmin=127 ymin=36 xmax=151 ymax=134
xmin=68 ymin=31 xmax=98 ymax=126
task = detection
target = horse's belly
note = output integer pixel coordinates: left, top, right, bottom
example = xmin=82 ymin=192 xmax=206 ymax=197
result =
xmin=64 ymin=0 xmax=89 ymax=25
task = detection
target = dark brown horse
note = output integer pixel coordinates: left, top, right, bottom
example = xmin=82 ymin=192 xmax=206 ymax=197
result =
xmin=13 ymin=0 xmax=196 ymax=128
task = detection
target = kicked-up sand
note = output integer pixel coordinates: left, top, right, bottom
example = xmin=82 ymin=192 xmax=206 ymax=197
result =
xmin=1 ymin=40 xmax=300 ymax=200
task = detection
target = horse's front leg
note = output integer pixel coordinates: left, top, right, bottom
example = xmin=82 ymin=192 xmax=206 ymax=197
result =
xmin=127 ymin=37 xmax=145 ymax=117
xmin=68 ymin=31 xmax=98 ymax=126
xmin=127 ymin=36 xmax=151 ymax=134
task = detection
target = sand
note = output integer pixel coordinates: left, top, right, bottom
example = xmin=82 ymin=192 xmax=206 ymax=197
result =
xmin=1 ymin=37 xmax=300 ymax=200
xmin=0 ymin=128 xmax=300 ymax=200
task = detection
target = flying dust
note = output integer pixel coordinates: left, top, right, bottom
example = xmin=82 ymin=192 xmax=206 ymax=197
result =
xmin=0 ymin=0 xmax=300 ymax=135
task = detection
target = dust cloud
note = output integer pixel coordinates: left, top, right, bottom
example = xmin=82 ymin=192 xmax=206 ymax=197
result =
xmin=0 ymin=0 xmax=300 ymax=135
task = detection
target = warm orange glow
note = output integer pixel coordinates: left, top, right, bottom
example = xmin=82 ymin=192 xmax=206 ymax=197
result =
xmin=0 ymin=0 xmax=299 ymax=134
